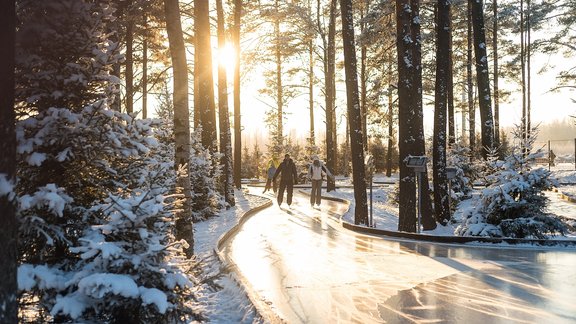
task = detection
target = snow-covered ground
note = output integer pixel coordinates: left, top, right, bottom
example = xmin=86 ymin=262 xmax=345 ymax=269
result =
xmin=194 ymin=191 xmax=268 ymax=323
xmin=329 ymin=169 xmax=576 ymax=240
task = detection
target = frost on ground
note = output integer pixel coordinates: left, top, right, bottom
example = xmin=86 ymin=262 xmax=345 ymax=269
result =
xmin=195 ymin=190 xmax=268 ymax=323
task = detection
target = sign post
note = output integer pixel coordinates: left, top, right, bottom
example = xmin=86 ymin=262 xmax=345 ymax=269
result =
xmin=365 ymin=154 xmax=374 ymax=227
xmin=445 ymin=167 xmax=457 ymax=222
xmin=405 ymin=156 xmax=427 ymax=233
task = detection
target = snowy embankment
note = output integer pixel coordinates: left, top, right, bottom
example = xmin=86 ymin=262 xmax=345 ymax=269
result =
xmin=194 ymin=190 xmax=268 ymax=323
xmin=322 ymin=171 xmax=576 ymax=243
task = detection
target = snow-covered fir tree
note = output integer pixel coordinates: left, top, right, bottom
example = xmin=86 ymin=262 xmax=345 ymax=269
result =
xmin=446 ymin=144 xmax=476 ymax=203
xmin=190 ymin=129 xmax=224 ymax=221
xmin=15 ymin=0 xmax=121 ymax=113
xmin=16 ymin=103 xmax=203 ymax=322
xmin=14 ymin=1 xmax=204 ymax=321
xmin=456 ymin=125 xmax=567 ymax=239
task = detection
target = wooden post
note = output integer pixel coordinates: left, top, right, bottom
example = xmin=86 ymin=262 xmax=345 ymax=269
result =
xmin=548 ymin=140 xmax=551 ymax=171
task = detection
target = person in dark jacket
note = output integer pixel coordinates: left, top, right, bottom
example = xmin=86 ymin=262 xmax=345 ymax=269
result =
xmin=273 ymin=153 xmax=299 ymax=207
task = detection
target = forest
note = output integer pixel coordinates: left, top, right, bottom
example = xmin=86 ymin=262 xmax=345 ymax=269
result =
xmin=1 ymin=0 xmax=575 ymax=322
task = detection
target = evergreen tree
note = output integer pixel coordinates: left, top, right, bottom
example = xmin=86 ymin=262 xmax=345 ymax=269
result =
xmin=195 ymin=0 xmax=218 ymax=152
xmin=396 ymin=0 xmax=436 ymax=232
xmin=165 ymin=0 xmax=194 ymax=256
xmin=456 ymin=125 xmax=567 ymax=239
xmin=470 ymin=0 xmax=494 ymax=156
xmin=233 ymin=0 xmax=243 ymax=189
xmin=216 ymin=0 xmax=235 ymax=207
xmin=16 ymin=106 xmax=200 ymax=321
xmin=341 ymin=0 xmax=369 ymax=225
xmin=318 ymin=0 xmax=339 ymax=192
xmin=432 ymin=0 xmax=452 ymax=225
xmin=15 ymin=0 xmax=122 ymax=113
xmin=190 ymin=130 xmax=224 ymax=221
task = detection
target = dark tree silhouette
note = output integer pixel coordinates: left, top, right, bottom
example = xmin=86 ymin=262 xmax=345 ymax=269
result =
xmin=433 ymin=0 xmax=452 ymax=225
xmin=396 ymin=0 xmax=436 ymax=232
xmin=195 ymin=0 xmax=218 ymax=152
xmin=319 ymin=0 xmax=338 ymax=192
xmin=0 ymin=0 xmax=18 ymax=321
xmin=216 ymin=0 xmax=235 ymax=206
xmin=470 ymin=0 xmax=494 ymax=156
xmin=165 ymin=0 xmax=193 ymax=256
xmin=340 ymin=0 xmax=368 ymax=225
xmin=233 ymin=0 xmax=243 ymax=189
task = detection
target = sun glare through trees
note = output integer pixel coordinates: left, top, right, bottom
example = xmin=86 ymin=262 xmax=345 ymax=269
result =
xmin=2 ymin=0 xmax=576 ymax=322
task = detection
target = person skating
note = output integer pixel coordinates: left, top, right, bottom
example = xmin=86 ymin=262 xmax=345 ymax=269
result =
xmin=262 ymin=158 xmax=278 ymax=194
xmin=308 ymin=155 xmax=334 ymax=208
xmin=273 ymin=154 xmax=299 ymax=207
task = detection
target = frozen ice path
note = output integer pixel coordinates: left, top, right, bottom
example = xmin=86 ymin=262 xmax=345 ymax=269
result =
xmin=220 ymin=188 xmax=576 ymax=323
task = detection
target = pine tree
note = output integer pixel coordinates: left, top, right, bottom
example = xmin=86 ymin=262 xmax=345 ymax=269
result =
xmin=433 ymin=0 xmax=452 ymax=225
xmin=216 ymin=0 xmax=235 ymax=207
xmin=233 ymin=0 xmax=243 ymax=189
xmin=17 ymin=107 xmax=200 ymax=321
xmin=319 ymin=0 xmax=338 ymax=192
xmin=396 ymin=0 xmax=436 ymax=232
xmin=195 ymin=0 xmax=218 ymax=152
xmin=470 ymin=0 xmax=494 ymax=156
xmin=456 ymin=125 xmax=567 ymax=239
xmin=341 ymin=0 xmax=369 ymax=225
xmin=164 ymin=0 xmax=194 ymax=256
xmin=15 ymin=0 xmax=122 ymax=113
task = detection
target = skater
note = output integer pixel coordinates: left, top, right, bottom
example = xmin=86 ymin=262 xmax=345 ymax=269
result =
xmin=262 ymin=158 xmax=278 ymax=194
xmin=308 ymin=155 xmax=334 ymax=207
xmin=273 ymin=154 xmax=299 ymax=207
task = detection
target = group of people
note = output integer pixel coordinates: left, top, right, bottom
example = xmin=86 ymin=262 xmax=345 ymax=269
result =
xmin=263 ymin=154 xmax=334 ymax=208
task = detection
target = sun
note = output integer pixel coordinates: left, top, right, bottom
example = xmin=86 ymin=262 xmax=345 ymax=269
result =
xmin=215 ymin=42 xmax=236 ymax=75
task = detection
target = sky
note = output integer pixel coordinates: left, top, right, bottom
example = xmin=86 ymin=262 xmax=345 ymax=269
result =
xmin=230 ymin=49 xmax=576 ymax=148
xmin=137 ymin=28 xmax=576 ymax=149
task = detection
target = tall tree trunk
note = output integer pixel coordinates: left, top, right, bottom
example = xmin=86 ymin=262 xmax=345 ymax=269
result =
xmin=470 ymin=0 xmax=494 ymax=157
xmin=323 ymin=0 xmax=337 ymax=192
xmin=520 ymin=0 xmax=526 ymax=148
xmin=386 ymin=51 xmax=395 ymax=178
xmin=0 ymin=0 xmax=18 ymax=321
xmin=216 ymin=0 xmax=235 ymax=206
xmin=142 ymin=11 xmax=148 ymax=119
xmin=165 ymin=0 xmax=194 ymax=257
xmin=397 ymin=0 xmax=417 ymax=232
xmin=411 ymin=0 xmax=436 ymax=231
xmin=308 ymin=12 xmax=315 ymax=146
xmin=526 ymin=0 xmax=531 ymax=142
xmin=433 ymin=0 xmax=451 ymax=225
xmin=360 ymin=0 xmax=370 ymax=151
xmin=447 ymin=28 xmax=455 ymax=145
xmin=125 ymin=3 xmax=134 ymax=115
xmin=233 ymin=0 xmax=242 ymax=189
xmin=194 ymin=37 xmax=200 ymax=128
xmin=492 ymin=0 xmax=499 ymax=148
xmin=467 ymin=0 xmax=475 ymax=157
xmin=275 ymin=0 xmax=284 ymax=147
xmin=196 ymin=0 xmax=218 ymax=152
xmin=340 ymin=0 xmax=368 ymax=225
xmin=110 ymin=2 xmax=126 ymax=112
xmin=397 ymin=0 xmax=436 ymax=232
